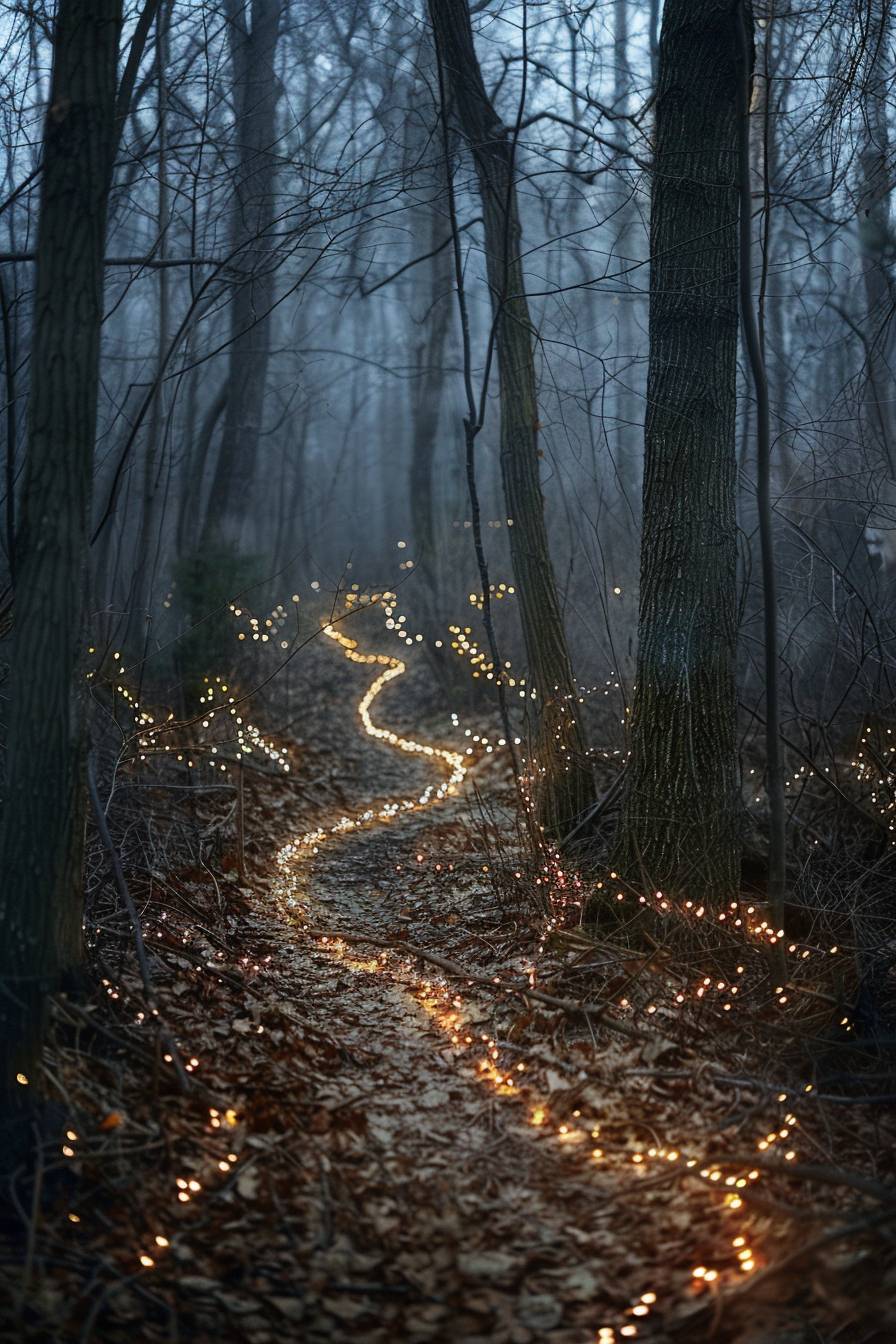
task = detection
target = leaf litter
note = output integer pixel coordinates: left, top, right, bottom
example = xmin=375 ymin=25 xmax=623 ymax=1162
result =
xmin=2 ymin=638 xmax=893 ymax=1343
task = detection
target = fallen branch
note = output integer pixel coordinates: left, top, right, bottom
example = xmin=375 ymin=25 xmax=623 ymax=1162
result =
xmin=626 ymin=1066 xmax=896 ymax=1106
xmin=302 ymin=924 xmax=644 ymax=1040
xmin=710 ymin=1152 xmax=895 ymax=1203
xmin=669 ymin=1207 xmax=896 ymax=1336
xmin=87 ymin=753 xmax=192 ymax=1094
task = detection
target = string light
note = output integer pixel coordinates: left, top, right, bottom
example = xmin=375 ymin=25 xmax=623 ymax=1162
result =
xmin=252 ymin=623 xmax=809 ymax=1339
xmin=91 ymin=567 xmax=859 ymax=1320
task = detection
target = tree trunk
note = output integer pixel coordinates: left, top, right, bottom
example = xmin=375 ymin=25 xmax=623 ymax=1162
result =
xmin=130 ymin=0 xmax=171 ymax=649
xmin=856 ymin=0 xmax=896 ymax=593
xmin=410 ymin=201 xmax=454 ymax=620
xmin=0 ymin=0 xmax=122 ymax=1115
xmin=202 ymin=0 xmax=281 ymax=554
xmin=858 ymin=0 xmax=896 ymax=481
xmin=613 ymin=0 xmax=743 ymax=905
xmin=611 ymin=0 xmax=640 ymax=515
xmin=429 ymin=0 xmax=595 ymax=841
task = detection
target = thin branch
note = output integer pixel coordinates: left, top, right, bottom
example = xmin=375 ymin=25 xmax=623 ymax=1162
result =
xmin=303 ymin=924 xmax=644 ymax=1040
xmin=359 ymin=217 xmax=482 ymax=296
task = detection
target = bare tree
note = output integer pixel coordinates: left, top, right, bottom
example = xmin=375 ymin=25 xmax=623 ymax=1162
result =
xmin=857 ymin=0 xmax=896 ymax=542
xmin=131 ymin=0 xmax=172 ymax=648
xmin=201 ymin=0 xmax=282 ymax=556
xmin=613 ymin=0 xmax=744 ymax=904
xmin=0 ymin=0 xmax=123 ymax=1113
xmin=429 ymin=0 xmax=596 ymax=840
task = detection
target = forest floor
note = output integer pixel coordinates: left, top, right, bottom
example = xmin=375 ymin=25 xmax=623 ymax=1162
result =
xmin=2 ymin=626 xmax=894 ymax=1343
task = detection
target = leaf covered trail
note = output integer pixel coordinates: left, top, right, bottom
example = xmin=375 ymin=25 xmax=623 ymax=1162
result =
xmin=7 ymin=633 xmax=888 ymax=1343
xmin=259 ymin=639 xmax=658 ymax=1341
xmin=271 ymin=820 xmax=637 ymax=1341
xmin=227 ymin=632 xmax=839 ymax=1343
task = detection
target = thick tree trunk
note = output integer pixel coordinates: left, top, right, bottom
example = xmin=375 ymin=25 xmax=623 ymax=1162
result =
xmin=202 ymin=0 xmax=281 ymax=553
xmin=429 ymin=0 xmax=595 ymax=840
xmin=613 ymin=0 xmax=743 ymax=904
xmin=0 ymin=0 xmax=122 ymax=1113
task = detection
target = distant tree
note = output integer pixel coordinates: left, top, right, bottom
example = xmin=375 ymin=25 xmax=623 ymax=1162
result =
xmin=857 ymin=1 xmax=896 ymax=481
xmin=409 ymin=206 xmax=453 ymax=613
xmin=0 ymin=0 xmax=124 ymax=1114
xmin=131 ymin=0 xmax=172 ymax=649
xmin=429 ymin=0 xmax=596 ymax=841
xmin=201 ymin=0 xmax=282 ymax=556
xmin=401 ymin=36 xmax=455 ymax=647
xmin=613 ymin=0 xmax=744 ymax=904
xmin=610 ymin=0 xmax=640 ymax=513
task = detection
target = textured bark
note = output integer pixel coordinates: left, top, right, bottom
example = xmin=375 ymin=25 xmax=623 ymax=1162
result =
xmin=178 ymin=382 xmax=226 ymax=560
xmin=858 ymin=2 xmax=896 ymax=479
xmin=202 ymin=0 xmax=281 ymax=551
xmin=1 ymin=272 xmax=18 ymax=581
xmin=403 ymin=34 xmax=459 ymax=676
xmin=410 ymin=204 xmax=454 ymax=613
xmin=737 ymin=6 xmax=786 ymax=931
xmin=131 ymin=1 xmax=171 ymax=646
xmin=0 ymin=0 xmax=122 ymax=1109
xmin=429 ymin=0 xmax=595 ymax=839
xmin=611 ymin=0 xmax=640 ymax=512
xmin=613 ymin=0 xmax=742 ymax=904
xmin=859 ymin=1 xmax=891 ymax=473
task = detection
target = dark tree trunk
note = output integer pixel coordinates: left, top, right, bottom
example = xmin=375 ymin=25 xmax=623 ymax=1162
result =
xmin=131 ymin=1 xmax=171 ymax=649
xmin=0 ymin=0 xmax=122 ymax=1113
xmin=611 ymin=0 xmax=640 ymax=514
xmin=409 ymin=201 xmax=453 ymax=619
xmin=429 ymin=0 xmax=595 ymax=840
xmin=202 ymin=0 xmax=281 ymax=553
xmin=178 ymin=382 xmax=227 ymax=561
xmin=613 ymin=0 xmax=743 ymax=904
xmin=859 ymin=2 xmax=896 ymax=475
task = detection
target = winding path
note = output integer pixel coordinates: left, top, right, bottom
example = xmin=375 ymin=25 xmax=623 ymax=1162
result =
xmin=258 ymin=629 xmax=684 ymax=1342
xmin=271 ymin=625 xmax=468 ymax=895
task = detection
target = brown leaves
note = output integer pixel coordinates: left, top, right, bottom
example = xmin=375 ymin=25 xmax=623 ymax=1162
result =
xmin=23 ymin=645 xmax=892 ymax=1344
xmin=456 ymin=1250 xmax=517 ymax=1280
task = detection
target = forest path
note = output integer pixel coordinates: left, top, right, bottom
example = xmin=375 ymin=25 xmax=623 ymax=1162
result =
xmin=256 ymin=627 xmax=659 ymax=1343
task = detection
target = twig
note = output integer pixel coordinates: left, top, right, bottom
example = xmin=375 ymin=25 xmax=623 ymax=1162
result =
xmin=670 ymin=1208 xmax=896 ymax=1335
xmin=87 ymin=755 xmax=155 ymax=999
xmin=709 ymin=1152 xmax=895 ymax=1203
xmin=302 ymin=924 xmax=644 ymax=1040
xmin=625 ymin=1067 xmax=896 ymax=1105
xmin=87 ymin=754 xmax=192 ymax=1094
xmin=17 ymin=1118 xmax=44 ymax=1318
xmin=563 ymin=767 xmax=626 ymax=845
xmin=237 ymin=761 xmax=247 ymax=883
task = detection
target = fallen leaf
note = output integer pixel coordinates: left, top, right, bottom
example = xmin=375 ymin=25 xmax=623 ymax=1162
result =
xmin=236 ymin=1166 xmax=260 ymax=1199
xmin=516 ymin=1294 xmax=562 ymax=1331
xmin=457 ymin=1250 xmax=516 ymax=1280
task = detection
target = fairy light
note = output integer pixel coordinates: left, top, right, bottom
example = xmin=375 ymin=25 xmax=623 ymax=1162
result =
xmin=192 ymin=601 xmax=840 ymax=1336
xmin=81 ymin=611 xmax=306 ymax=1282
